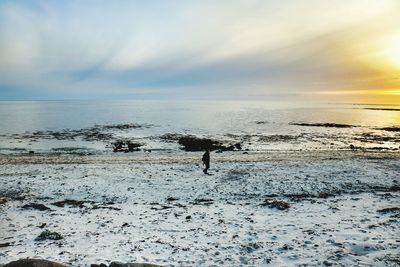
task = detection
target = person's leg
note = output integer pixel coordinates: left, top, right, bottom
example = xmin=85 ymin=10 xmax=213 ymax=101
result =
xmin=204 ymin=163 xmax=210 ymax=174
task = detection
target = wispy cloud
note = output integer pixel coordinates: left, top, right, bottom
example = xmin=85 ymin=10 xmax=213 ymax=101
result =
xmin=0 ymin=0 xmax=399 ymax=100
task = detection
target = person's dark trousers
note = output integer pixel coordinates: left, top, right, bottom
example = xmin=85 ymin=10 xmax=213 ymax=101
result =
xmin=203 ymin=163 xmax=209 ymax=174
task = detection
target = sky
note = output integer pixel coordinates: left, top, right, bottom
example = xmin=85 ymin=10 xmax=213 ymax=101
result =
xmin=0 ymin=0 xmax=400 ymax=103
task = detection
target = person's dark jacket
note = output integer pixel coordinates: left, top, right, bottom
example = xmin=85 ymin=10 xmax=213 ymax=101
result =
xmin=202 ymin=151 xmax=210 ymax=166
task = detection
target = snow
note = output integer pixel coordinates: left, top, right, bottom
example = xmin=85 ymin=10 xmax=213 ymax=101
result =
xmin=0 ymin=151 xmax=399 ymax=266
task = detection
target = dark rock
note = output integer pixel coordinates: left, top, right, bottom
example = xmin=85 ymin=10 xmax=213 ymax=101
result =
xmin=323 ymin=260 xmax=333 ymax=266
xmin=112 ymin=140 xmax=143 ymax=152
xmin=9 ymin=123 xmax=151 ymax=144
xmin=377 ymin=207 xmax=400 ymax=218
xmin=101 ymin=123 xmax=149 ymax=130
xmin=192 ymin=198 xmax=214 ymax=205
xmin=354 ymin=133 xmax=400 ymax=144
xmin=159 ymin=133 xmax=184 ymax=142
xmin=261 ymin=199 xmax=290 ymax=210
xmin=150 ymin=205 xmax=173 ymax=211
xmin=4 ymin=259 xmax=67 ymax=267
xmin=185 ymin=215 xmax=192 ymax=220
xmin=109 ymin=262 xmax=162 ymax=267
xmin=258 ymin=134 xmax=303 ymax=142
xmin=109 ymin=263 xmax=125 ymax=267
xmin=377 ymin=207 xmax=400 ymax=214
xmin=21 ymin=203 xmax=51 ymax=211
xmin=0 ymin=198 xmax=7 ymax=205
xmin=166 ymin=197 xmax=179 ymax=202
xmin=378 ymin=127 xmax=400 ymax=131
xmin=39 ymin=223 xmax=47 ymax=228
xmin=281 ymin=244 xmax=292 ymax=250
xmin=51 ymin=199 xmax=87 ymax=208
xmin=35 ymin=230 xmax=63 ymax=241
xmin=317 ymin=192 xmax=334 ymax=199
xmin=364 ymin=107 xmax=400 ymax=111
xmin=178 ymin=136 xmax=224 ymax=151
xmin=234 ymin=143 xmax=242 ymax=149
xmin=290 ymin=122 xmax=355 ymax=128
xmin=0 ymin=242 xmax=11 ymax=248
xmin=92 ymin=205 xmax=121 ymax=211
xmin=369 ymin=185 xmax=400 ymax=193
xmin=176 ymin=135 xmax=241 ymax=152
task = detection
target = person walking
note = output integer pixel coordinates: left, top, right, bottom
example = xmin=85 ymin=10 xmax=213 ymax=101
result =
xmin=202 ymin=149 xmax=210 ymax=174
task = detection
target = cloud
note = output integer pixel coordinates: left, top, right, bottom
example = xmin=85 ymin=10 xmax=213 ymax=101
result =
xmin=0 ymin=0 xmax=399 ymax=99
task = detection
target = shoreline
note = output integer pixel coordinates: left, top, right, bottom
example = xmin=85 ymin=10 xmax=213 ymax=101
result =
xmin=1 ymin=150 xmax=399 ymax=165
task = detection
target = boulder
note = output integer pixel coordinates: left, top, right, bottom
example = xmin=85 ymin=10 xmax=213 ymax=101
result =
xmin=4 ymin=259 xmax=67 ymax=267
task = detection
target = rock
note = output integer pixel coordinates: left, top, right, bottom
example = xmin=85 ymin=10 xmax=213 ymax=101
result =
xmin=112 ymin=140 xmax=143 ymax=152
xmin=323 ymin=261 xmax=333 ymax=266
xmin=0 ymin=198 xmax=7 ymax=205
xmin=21 ymin=203 xmax=51 ymax=211
xmin=192 ymin=198 xmax=214 ymax=205
xmin=176 ymin=135 xmax=241 ymax=152
xmin=378 ymin=127 xmax=400 ymax=132
xmin=0 ymin=242 xmax=11 ymax=248
xmin=109 ymin=262 xmax=162 ymax=267
xmin=35 ymin=230 xmax=63 ymax=241
xmin=261 ymin=199 xmax=290 ymax=210
xmin=377 ymin=207 xmax=400 ymax=218
xmin=178 ymin=136 xmax=224 ymax=151
xmin=377 ymin=207 xmax=400 ymax=213
xmin=51 ymin=199 xmax=87 ymax=208
xmin=166 ymin=197 xmax=179 ymax=202
xmin=4 ymin=259 xmax=67 ymax=267
xmin=234 ymin=143 xmax=242 ymax=149
xmin=290 ymin=122 xmax=355 ymax=128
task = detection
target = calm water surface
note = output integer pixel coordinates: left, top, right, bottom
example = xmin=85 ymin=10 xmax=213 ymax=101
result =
xmin=0 ymin=100 xmax=399 ymax=153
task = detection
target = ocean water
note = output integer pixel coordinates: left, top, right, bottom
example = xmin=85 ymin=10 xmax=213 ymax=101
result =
xmin=0 ymin=100 xmax=399 ymax=154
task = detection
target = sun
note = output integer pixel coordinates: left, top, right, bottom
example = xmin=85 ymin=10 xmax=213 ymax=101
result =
xmin=386 ymin=33 xmax=400 ymax=68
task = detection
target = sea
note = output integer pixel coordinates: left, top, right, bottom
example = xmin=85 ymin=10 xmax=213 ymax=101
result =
xmin=0 ymin=100 xmax=399 ymax=154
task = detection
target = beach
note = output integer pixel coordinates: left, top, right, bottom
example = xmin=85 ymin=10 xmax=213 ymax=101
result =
xmin=1 ymin=0 xmax=400 ymax=265
xmin=1 ymin=150 xmax=399 ymax=266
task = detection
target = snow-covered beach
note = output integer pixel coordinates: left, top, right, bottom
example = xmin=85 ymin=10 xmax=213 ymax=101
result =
xmin=1 ymin=151 xmax=399 ymax=266
xmin=1 ymin=0 xmax=400 ymax=265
